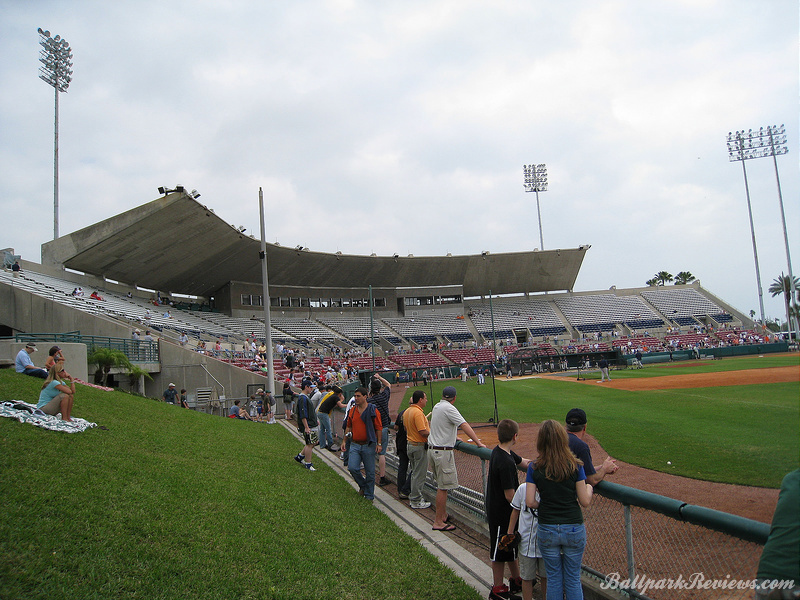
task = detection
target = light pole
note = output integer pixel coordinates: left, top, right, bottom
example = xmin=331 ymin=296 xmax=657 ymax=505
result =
xmin=258 ymin=188 xmax=276 ymax=397
xmin=38 ymin=28 xmax=73 ymax=240
xmin=727 ymin=126 xmax=795 ymax=336
xmin=523 ymin=164 xmax=547 ymax=250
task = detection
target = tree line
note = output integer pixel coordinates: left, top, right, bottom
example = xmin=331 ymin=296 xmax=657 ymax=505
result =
xmin=644 ymin=271 xmax=695 ymax=287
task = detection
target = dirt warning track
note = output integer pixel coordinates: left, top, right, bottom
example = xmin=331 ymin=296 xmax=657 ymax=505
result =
xmin=543 ymin=365 xmax=799 ymax=391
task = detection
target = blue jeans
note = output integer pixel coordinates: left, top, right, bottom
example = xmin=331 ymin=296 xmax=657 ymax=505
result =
xmin=538 ymin=523 xmax=586 ymax=600
xmin=317 ymin=412 xmax=333 ymax=448
xmin=21 ymin=368 xmax=48 ymax=379
xmin=348 ymin=441 xmax=377 ymax=499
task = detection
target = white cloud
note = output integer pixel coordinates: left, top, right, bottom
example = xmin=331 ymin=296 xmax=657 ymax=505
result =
xmin=0 ymin=0 xmax=797 ymax=321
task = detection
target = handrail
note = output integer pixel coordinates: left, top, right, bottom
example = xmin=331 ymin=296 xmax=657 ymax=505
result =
xmin=13 ymin=332 xmax=159 ymax=363
xmin=452 ymin=440 xmax=770 ymax=544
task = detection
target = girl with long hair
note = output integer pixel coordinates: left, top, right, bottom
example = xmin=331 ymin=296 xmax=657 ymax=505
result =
xmin=37 ymin=364 xmax=76 ymax=422
xmin=526 ymin=419 xmax=593 ymax=599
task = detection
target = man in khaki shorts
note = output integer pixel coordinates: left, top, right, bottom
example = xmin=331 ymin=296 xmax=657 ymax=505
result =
xmin=427 ymin=386 xmax=486 ymax=531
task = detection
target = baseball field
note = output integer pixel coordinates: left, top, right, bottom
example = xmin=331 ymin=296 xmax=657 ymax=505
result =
xmin=402 ymin=352 xmax=799 ymax=491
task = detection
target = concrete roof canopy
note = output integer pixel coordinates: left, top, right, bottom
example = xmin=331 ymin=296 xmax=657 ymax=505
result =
xmin=41 ymin=192 xmax=588 ymax=298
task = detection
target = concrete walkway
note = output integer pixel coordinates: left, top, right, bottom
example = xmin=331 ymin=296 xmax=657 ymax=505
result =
xmin=281 ymin=420 xmax=494 ymax=597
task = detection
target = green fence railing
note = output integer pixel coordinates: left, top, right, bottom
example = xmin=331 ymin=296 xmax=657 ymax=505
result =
xmin=14 ymin=332 xmax=159 ymax=363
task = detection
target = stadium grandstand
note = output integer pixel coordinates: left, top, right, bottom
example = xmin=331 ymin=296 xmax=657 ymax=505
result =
xmin=1 ymin=190 xmax=765 ymax=401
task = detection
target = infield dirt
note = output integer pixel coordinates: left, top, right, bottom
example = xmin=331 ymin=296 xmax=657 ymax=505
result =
xmin=452 ymin=364 xmax=799 ymax=523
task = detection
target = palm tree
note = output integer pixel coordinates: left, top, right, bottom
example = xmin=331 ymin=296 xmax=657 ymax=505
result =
xmin=127 ymin=364 xmax=153 ymax=395
xmin=655 ymin=271 xmax=673 ymax=286
xmin=645 ymin=277 xmax=659 ymax=287
xmin=769 ymin=273 xmax=800 ymax=333
xmin=88 ymin=347 xmax=133 ymax=387
xmin=674 ymin=271 xmax=696 ymax=285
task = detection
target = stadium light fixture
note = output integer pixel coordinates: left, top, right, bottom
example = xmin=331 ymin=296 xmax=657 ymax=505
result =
xmin=523 ymin=164 xmax=547 ymax=251
xmin=38 ymin=27 xmax=73 ymax=240
xmin=727 ymin=125 xmax=795 ymax=335
xmin=157 ymin=186 xmax=190 ymax=196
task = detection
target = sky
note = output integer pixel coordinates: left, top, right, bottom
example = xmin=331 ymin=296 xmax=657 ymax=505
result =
xmin=1 ymin=0 xmax=798 ymax=324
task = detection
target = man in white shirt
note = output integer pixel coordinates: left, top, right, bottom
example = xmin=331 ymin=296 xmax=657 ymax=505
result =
xmin=427 ymin=386 xmax=486 ymax=531
xmin=15 ymin=343 xmax=47 ymax=379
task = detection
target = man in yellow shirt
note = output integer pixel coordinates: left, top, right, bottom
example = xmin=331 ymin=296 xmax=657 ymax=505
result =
xmin=405 ymin=390 xmax=431 ymax=510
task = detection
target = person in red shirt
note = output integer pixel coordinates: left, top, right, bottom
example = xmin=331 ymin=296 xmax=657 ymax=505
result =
xmin=342 ymin=387 xmax=382 ymax=500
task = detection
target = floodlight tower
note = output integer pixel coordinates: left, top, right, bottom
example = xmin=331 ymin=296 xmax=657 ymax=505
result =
xmin=523 ymin=164 xmax=547 ymax=250
xmin=38 ymin=28 xmax=73 ymax=240
xmin=727 ymin=125 xmax=795 ymax=336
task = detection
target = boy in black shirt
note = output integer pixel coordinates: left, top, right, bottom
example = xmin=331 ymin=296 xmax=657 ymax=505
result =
xmin=486 ymin=419 xmax=531 ymax=600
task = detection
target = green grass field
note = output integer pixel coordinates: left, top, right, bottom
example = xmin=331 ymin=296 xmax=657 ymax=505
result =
xmin=0 ymin=370 xmax=481 ymax=600
xmin=401 ymin=354 xmax=799 ymax=489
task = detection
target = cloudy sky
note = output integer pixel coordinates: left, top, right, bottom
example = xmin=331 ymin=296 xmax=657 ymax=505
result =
xmin=1 ymin=0 xmax=797 ymax=322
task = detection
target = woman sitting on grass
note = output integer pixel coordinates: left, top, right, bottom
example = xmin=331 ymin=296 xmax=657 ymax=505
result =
xmin=37 ymin=365 xmax=76 ymax=422
xmin=526 ymin=419 xmax=593 ymax=600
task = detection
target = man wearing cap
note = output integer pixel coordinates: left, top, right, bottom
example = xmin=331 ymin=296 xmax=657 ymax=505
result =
xmin=15 ymin=343 xmax=47 ymax=379
xmin=428 ymin=386 xmax=486 ymax=531
xmin=317 ymin=385 xmax=345 ymax=451
xmin=293 ymin=379 xmax=318 ymax=471
xmin=565 ymin=408 xmax=619 ymax=486
xmin=163 ymin=383 xmax=179 ymax=404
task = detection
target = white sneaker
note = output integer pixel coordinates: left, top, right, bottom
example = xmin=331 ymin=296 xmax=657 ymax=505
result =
xmin=411 ymin=500 xmax=431 ymax=510
xmin=302 ymin=462 xmax=316 ymax=471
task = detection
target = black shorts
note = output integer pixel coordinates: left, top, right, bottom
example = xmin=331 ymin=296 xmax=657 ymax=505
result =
xmin=488 ymin=520 xmax=517 ymax=563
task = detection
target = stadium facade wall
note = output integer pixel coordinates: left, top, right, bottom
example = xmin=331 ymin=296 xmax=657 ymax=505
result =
xmin=0 ymin=282 xmax=132 ymax=340
xmin=149 ymin=340 xmax=276 ymax=400
xmin=0 ymin=341 xmax=88 ymax=382
xmin=0 ymin=278 xmax=276 ymax=399
xmin=222 ymin=280 xmax=467 ymax=319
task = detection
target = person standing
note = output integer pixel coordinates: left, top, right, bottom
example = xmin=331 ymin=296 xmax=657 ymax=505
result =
xmin=394 ymin=403 xmax=411 ymax=499
xmin=403 ymin=390 xmax=431 ymax=509
xmin=342 ymin=387 xmax=383 ymax=500
xmin=265 ymin=390 xmax=277 ymax=424
xmin=754 ymin=469 xmax=800 ymax=599
xmin=255 ymin=394 xmax=264 ymax=422
xmin=486 ymin=419 xmax=530 ymax=600
xmin=282 ymin=380 xmax=295 ymax=420
xmin=597 ymin=357 xmax=611 ymax=382
xmin=428 ymin=385 xmax=486 ymax=531
xmin=508 ymin=482 xmax=547 ymax=600
xmin=525 ymin=420 xmax=593 ymax=600
xmin=565 ymin=408 xmax=619 ymax=486
xmin=368 ymin=373 xmax=392 ymax=487
xmin=162 ymin=383 xmax=179 ymax=404
xmin=317 ymin=385 xmax=345 ymax=451
xmin=293 ymin=379 xmax=318 ymax=471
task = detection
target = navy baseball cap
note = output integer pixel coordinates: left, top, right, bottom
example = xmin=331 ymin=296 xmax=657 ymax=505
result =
xmin=442 ymin=386 xmax=457 ymax=399
xmin=566 ymin=408 xmax=587 ymax=426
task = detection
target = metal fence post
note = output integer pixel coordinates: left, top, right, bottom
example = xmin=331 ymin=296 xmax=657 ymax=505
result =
xmin=624 ymin=504 xmax=636 ymax=591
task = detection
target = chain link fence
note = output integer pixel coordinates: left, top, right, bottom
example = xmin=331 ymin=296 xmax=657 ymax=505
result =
xmin=385 ymin=436 xmax=769 ymax=600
